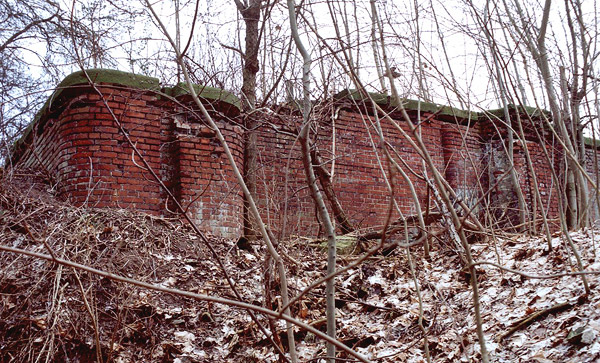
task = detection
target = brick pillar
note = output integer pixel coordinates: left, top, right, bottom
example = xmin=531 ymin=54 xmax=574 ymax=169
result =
xmin=174 ymin=119 xmax=244 ymax=238
xmin=440 ymin=122 xmax=482 ymax=209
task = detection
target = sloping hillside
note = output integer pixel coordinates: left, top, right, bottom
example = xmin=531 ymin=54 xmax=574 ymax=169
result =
xmin=1 ymin=169 xmax=599 ymax=362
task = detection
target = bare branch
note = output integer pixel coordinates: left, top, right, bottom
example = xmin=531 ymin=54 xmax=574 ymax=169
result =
xmin=0 ymin=243 xmax=372 ymax=363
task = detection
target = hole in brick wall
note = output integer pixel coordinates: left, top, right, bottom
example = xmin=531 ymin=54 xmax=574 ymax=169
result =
xmin=37 ymin=120 xmax=47 ymax=136
xmin=45 ymin=119 xmax=56 ymax=131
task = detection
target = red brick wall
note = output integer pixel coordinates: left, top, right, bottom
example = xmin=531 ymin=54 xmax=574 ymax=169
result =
xmin=13 ymin=78 xmax=568 ymax=239
xmin=16 ymin=87 xmax=164 ymax=211
xmin=14 ymin=84 xmax=244 ymax=238
xmin=513 ymin=140 xmax=560 ymax=228
xmin=255 ymin=109 xmax=461 ymax=236
xmin=255 ymin=108 xmax=564 ymax=236
xmin=585 ymin=147 xmax=600 ymax=220
xmin=173 ymin=118 xmax=243 ymax=236
xmin=440 ymin=122 xmax=484 ymax=208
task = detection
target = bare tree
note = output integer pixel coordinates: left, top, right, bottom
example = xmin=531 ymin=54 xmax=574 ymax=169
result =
xmin=234 ymin=0 xmax=264 ymax=240
xmin=0 ymin=0 xmax=61 ymax=161
xmin=287 ymin=1 xmax=338 ymax=361
xmin=144 ymin=1 xmax=301 ymax=361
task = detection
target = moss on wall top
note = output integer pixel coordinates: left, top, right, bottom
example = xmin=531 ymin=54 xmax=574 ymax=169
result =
xmin=164 ymin=83 xmax=241 ymax=117
xmin=10 ymin=69 xmax=161 ymax=160
xmin=334 ymin=89 xmax=553 ymax=124
xmin=37 ymin=69 xmax=160 ymax=125
xmin=585 ymin=137 xmax=600 ymax=149
xmin=10 ymin=69 xmax=243 ymax=162
xmin=334 ymin=89 xmax=479 ymax=122
xmin=484 ymin=105 xmax=550 ymax=120
xmin=58 ymin=68 xmax=160 ymax=90
xmin=334 ymin=89 xmax=390 ymax=106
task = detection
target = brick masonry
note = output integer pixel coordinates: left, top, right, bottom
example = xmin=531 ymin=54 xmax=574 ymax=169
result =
xmin=12 ymin=80 xmax=244 ymax=238
xmin=255 ymin=107 xmax=561 ymax=236
xmin=12 ymin=70 xmax=580 ymax=239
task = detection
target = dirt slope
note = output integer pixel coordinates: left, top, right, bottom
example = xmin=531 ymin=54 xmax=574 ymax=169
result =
xmin=1 ymin=169 xmax=599 ymax=362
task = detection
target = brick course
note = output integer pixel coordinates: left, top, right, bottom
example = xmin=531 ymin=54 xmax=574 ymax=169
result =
xmin=11 ymin=71 xmax=570 ymax=239
xmin=13 ymin=83 xmax=243 ymax=238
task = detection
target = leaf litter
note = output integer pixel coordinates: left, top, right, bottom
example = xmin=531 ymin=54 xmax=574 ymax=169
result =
xmin=1 ymin=169 xmax=600 ymax=362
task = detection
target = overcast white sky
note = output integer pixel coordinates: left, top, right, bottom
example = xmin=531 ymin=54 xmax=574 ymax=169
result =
xmin=18 ymin=0 xmax=600 ymax=120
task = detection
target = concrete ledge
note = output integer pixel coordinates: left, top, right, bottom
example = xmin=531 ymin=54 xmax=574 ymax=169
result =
xmin=334 ymin=89 xmax=479 ymax=122
xmin=11 ymin=69 xmax=242 ymax=162
xmin=164 ymin=83 xmax=241 ymax=117
xmin=58 ymin=68 xmax=160 ymax=90
xmin=334 ymin=89 xmax=550 ymax=125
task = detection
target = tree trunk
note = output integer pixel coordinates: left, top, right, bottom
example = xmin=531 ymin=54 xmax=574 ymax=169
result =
xmin=287 ymin=2 xmax=337 ymax=361
xmin=311 ymin=149 xmax=355 ymax=234
xmin=236 ymin=0 xmax=262 ymax=240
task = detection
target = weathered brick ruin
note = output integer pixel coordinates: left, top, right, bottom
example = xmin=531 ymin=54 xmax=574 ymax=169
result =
xmin=11 ymin=69 xmax=594 ymax=238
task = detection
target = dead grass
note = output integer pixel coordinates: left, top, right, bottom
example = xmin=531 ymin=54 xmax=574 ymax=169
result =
xmin=0 ymin=169 xmax=230 ymax=362
xmin=2 ymin=168 xmax=600 ymax=362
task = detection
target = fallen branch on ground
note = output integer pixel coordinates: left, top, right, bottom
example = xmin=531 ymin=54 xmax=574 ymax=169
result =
xmin=0 ymin=244 xmax=371 ymax=363
xmin=498 ymin=301 xmax=577 ymax=342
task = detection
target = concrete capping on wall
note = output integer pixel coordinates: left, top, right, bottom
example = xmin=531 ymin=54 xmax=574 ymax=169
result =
xmin=58 ymin=68 xmax=161 ymax=90
xmin=334 ymin=89 xmax=479 ymax=123
xmin=164 ymin=83 xmax=241 ymax=117
xmin=11 ymin=69 xmax=243 ymax=164
xmin=341 ymin=87 xmax=600 ymax=159
xmin=585 ymin=137 xmax=600 ymax=149
xmin=483 ymin=105 xmax=551 ymax=120
xmin=12 ymin=69 xmax=159 ymax=164
xmin=333 ymin=88 xmax=552 ymax=126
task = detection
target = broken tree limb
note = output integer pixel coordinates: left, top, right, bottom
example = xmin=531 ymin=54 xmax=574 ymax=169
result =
xmin=311 ymin=149 xmax=355 ymax=234
xmin=357 ymin=211 xmax=444 ymax=241
xmin=497 ymin=301 xmax=575 ymax=342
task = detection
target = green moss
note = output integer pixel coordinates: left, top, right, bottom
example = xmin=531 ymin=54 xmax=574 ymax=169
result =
xmin=484 ymin=104 xmax=550 ymax=119
xmin=334 ymin=89 xmax=390 ymax=106
xmin=38 ymin=69 xmax=159 ymax=124
xmin=57 ymin=68 xmax=160 ymax=90
xmin=334 ymin=89 xmax=556 ymax=124
xmin=401 ymin=99 xmax=479 ymax=121
xmin=11 ymin=69 xmax=161 ymax=160
xmin=334 ymin=89 xmax=479 ymax=121
xmin=164 ymin=83 xmax=241 ymax=116
xmin=585 ymin=137 xmax=600 ymax=148
xmin=10 ymin=70 xmax=245 ymax=164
